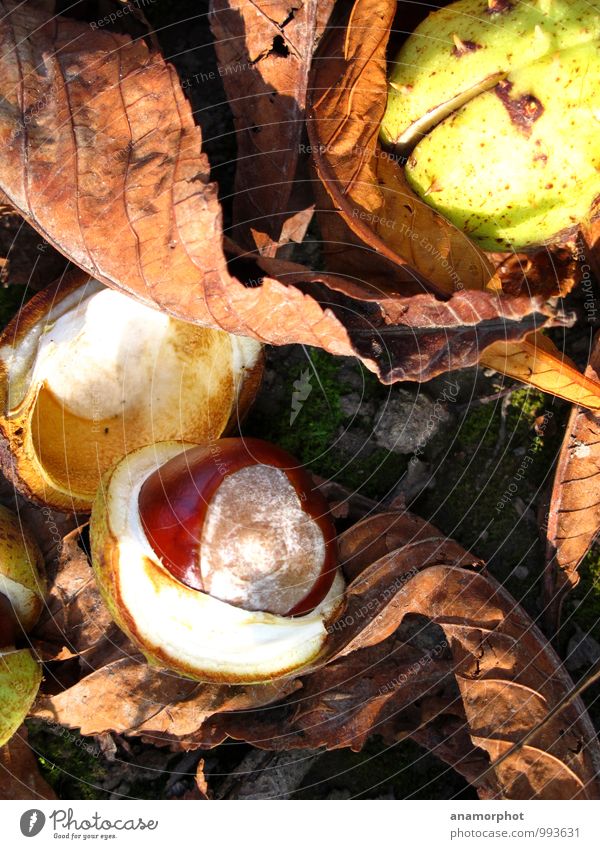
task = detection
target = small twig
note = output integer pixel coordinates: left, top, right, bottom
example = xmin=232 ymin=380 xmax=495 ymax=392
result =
xmin=478 ymin=658 xmax=600 ymax=785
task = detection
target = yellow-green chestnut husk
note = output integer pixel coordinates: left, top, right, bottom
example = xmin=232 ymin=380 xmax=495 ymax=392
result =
xmin=0 ymin=505 xmax=45 ymax=746
xmin=381 ymin=0 xmax=600 ymax=251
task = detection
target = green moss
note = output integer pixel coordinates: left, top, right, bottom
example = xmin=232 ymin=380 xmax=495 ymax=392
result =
xmin=277 ymin=350 xmax=345 ymax=461
xmin=508 ymin=388 xmax=547 ymax=422
xmin=455 ymin=401 xmax=498 ymax=449
xmin=245 ymin=348 xmax=405 ymax=499
xmin=27 ymin=719 xmax=177 ymax=800
xmin=457 ymin=387 xmax=547 ymax=450
xmin=417 ymin=383 xmax=565 ymax=609
xmin=27 ymin=720 xmax=107 ymax=800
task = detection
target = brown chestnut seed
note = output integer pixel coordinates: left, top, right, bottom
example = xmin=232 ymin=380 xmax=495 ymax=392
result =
xmin=138 ymin=438 xmax=337 ymax=616
xmin=0 ymin=592 xmax=18 ymax=648
xmin=91 ymin=441 xmax=345 ymax=682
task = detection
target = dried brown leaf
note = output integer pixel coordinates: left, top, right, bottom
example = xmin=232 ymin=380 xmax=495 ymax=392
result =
xmin=199 ymin=515 xmax=600 ymax=799
xmin=31 ymin=533 xmax=116 ymax=662
xmin=543 ymin=334 xmax=600 ymax=630
xmin=338 ymin=290 xmax=559 ymax=384
xmin=481 ymin=333 xmax=600 ymax=411
xmin=32 ymin=656 xmax=300 ymax=741
xmin=307 ymin=0 xmax=494 ymax=296
xmin=0 ymin=0 xmax=229 ymax=323
xmin=190 ymin=758 xmax=210 ymax=800
xmin=217 ymin=252 xmax=561 ymax=382
xmin=210 ymin=0 xmax=333 ymax=251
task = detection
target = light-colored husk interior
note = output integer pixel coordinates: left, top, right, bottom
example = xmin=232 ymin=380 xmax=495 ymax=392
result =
xmin=0 ymin=279 xmax=261 ymax=509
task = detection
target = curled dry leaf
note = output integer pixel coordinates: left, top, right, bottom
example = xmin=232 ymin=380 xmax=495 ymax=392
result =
xmin=307 ymin=0 xmax=492 ymax=296
xmin=198 ymin=515 xmax=600 ymax=799
xmin=30 ymin=509 xmax=600 ymax=798
xmin=31 ymin=532 xmax=116 ymax=663
xmin=331 ymin=289 xmax=561 ymax=384
xmin=0 ymin=0 xmax=563 ymax=386
xmin=250 ymin=254 xmax=563 ymax=382
xmin=187 ymin=759 xmax=210 ymax=800
xmin=0 ymin=725 xmax=56 ymax=800
xmin=481 ymin=333 xmax=600 ymax=411
xmin=209 ymin=0 xmax=334 ymax=252
xmin=543 ymin=334 xmax=600 ymax=631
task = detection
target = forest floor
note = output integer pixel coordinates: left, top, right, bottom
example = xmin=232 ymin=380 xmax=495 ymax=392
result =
xmin=0 ymin=0 xmax=599 ymax=800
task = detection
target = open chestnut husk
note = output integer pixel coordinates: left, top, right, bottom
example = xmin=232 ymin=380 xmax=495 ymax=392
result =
xmin=0 ymin=505 xmax=45 ymax=746
xmin=0 ymin=272 xmax=263 ymax=512
xmin=90 ymin=439 xmax=345 ymax=682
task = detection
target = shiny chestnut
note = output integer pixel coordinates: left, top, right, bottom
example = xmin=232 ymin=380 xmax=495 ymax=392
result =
xmin=138 ymin=438 xmax=337 ymax=616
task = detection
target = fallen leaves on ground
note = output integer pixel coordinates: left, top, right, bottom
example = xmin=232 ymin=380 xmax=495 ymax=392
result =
xmin=209 ymin=0 xmax=333 ymax=252
xmin=206 ymin=513 xmax=600 ymax=799
xmin=0 ymin=0 xmax=573 ymax=389
xmin=28 ymin=514 xmax=600 ymax=799
xmin=543 ymin=334 xmax=600 ymax=630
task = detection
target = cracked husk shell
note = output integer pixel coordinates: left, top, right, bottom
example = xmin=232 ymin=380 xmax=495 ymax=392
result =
xmin=0 ymin=273 xmax=263 ymax=512
xmin=90 ymin=442 xmax=345 ymax=684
